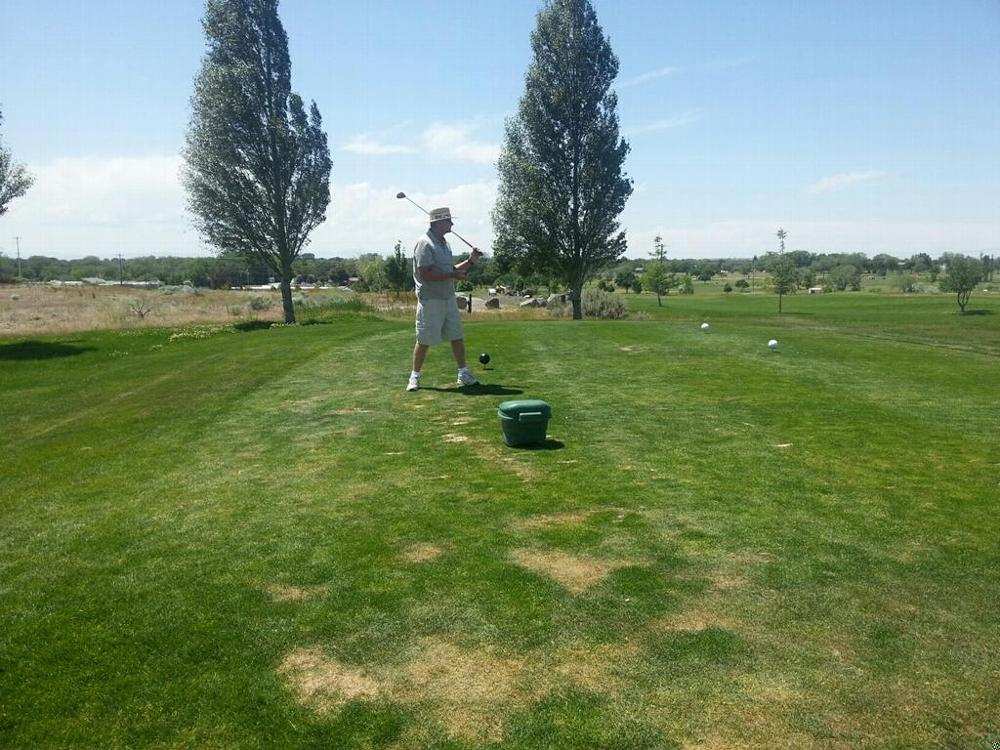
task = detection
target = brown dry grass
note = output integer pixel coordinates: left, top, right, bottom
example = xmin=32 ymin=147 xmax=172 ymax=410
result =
xmin=511 ymin=507 xmax=642 ymax=532
xmin=278 ymin=648 xmax=382 ymax=714
xmin=278 ymin=639 xmax=536 ymax=742
xmin=361 ymin=291 xmax=553 ymax=322
xmin=266 ymin=584 xmax=329 ymax=603
xmin=657 ymin=608 xmax=735 ymax=632
xmin=279 ymin=637 xmax=642 ymax=743
xmin=512 ymin=510 xmax=595 ymax=530
xmin=395 ymin=640 xmax=535 ymax=742
xmin=0 ymin=284 xmax=284 ymax=336
xmin=509 ymin=548 xmax=642 ymax=593
xmin=0 ymin=285 xmax=556 ymax=337
xmin=400 ymin=544 xmax=444 ymax=563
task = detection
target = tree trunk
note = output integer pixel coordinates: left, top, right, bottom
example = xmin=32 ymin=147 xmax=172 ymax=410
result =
xmin=570 ymin=286 xmax=583 ymax=320
xmin=280 ymin=272 xmax=296 ymax=324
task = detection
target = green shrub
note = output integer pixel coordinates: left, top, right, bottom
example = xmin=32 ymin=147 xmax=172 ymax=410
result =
xmin=548 ymin=288 xmax=628 ymax=319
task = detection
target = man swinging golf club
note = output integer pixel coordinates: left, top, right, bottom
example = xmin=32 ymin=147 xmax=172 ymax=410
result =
xmin=406 ymin=206 xmax=482 ymax=391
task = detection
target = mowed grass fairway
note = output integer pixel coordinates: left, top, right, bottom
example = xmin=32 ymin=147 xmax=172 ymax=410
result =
xmin=2 ymin=291 xmax=998 ymax=749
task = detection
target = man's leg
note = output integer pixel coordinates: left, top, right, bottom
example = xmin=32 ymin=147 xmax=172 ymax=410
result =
xmin=449 ymin=338 xmax=467 ymax=370
xmin=452 ymin=338 xmax=479 ymax=385
xmin=413 ymin=342 xmax=430 ymax=372
xmin=408 ymin=342 xmax=430 ymax=391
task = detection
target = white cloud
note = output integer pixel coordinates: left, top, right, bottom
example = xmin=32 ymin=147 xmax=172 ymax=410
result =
xmin=341 ymin=135 xmax=416 ymax=156
xmin=420 ymin=123 xmax=500 ymax=165
xmin=305 ymin=180 xmax=499 ymax=256
xmin=3 ymin=155 xmax=197 ymax=256
xmin=806 ymin=170 xmax=887 ymax=194
xmin=339 ymin=122 xmax=499 ymax=165
xmin=621 ymin=58 xmax=753 ymax=88
xmin=1 ymin=153 xmax=499 ymax=259
xmin=626 ymin=110 xmax=702 ymax=136
xmin=7 ymin=155 xmax=993 ymax=261
xmin=621 ymin=66 xmax=684 ymax=87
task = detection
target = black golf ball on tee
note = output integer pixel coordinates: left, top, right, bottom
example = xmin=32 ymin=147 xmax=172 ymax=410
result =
xmin=479 ymin=352 xmax=491 ymax=366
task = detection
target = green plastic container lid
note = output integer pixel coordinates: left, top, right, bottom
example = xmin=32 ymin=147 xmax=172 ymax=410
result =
xmin=497 ymin=399 xmax=552 ymax=421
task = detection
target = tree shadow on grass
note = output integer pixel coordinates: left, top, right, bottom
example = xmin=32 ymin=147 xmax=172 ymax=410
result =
xmin=0 ymin=341 xmax=95 ymax=361
xmin=960 ymin=309 xmax=993 ymax=316
xmin=233 ymin=320 xmax=275 ymax=332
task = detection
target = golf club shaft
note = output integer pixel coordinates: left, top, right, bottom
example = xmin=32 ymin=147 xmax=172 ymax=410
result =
xmin=399 ymin=194 xmax=480 ymax=252
xmin=450 ymin=231 xmax=477 ymax=252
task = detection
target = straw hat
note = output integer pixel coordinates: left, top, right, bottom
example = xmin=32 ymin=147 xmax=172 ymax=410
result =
xmin=428 ymin=207 xmax=454 ymax=223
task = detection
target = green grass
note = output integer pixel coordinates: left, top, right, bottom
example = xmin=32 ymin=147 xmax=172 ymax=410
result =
xmin=2 ymin=292 xmax=998 ymax=749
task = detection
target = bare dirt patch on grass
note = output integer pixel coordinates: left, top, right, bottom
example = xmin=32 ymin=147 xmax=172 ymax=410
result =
xmin=400 ymin=543 xmax=444 ymax=563
xmin=280 ymin=639 xmax=540 ymax=742
xmin=709 ymin=572 xmax=751 ymax=591
xmin=513 ymin=507 xmax=647 ymax=532
xmin=550 ymin=641 xmax=639 ymax=692
xmin=278 ymin=648 xmax=381 ymax=714
xmin=510 ymin=548 xmax=641 ymax=593
xmin=658 ymin=609 xmax=734 ymax=632
xmin=512 ymin=510 xmax=594 ymax=530
xmin=395 ymin=640 xmax=536 ymax=742
xmin=266 ymin=584 xmax=329 ymax=603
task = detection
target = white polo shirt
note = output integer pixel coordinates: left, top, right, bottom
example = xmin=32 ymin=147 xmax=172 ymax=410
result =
xmin=413 ymin=230 xmax=455 ymax=301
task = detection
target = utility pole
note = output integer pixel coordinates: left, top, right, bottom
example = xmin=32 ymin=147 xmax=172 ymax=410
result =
xmin=14 ymin=236 xmax=21 ymax=278
xmin=117 ymin=253 xmax=124 ymax=285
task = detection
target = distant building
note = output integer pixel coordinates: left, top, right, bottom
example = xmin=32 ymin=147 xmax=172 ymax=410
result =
xmin=121 ymin=280 xmax=160 ymax=289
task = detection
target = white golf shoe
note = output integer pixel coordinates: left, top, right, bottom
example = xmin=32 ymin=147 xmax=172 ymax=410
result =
xmin=406 ymin=373 xmax=421 ymax=392
xmin=457 ymin=368 xmax=479 ymax=386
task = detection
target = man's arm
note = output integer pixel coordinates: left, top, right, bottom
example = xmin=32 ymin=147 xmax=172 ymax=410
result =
xmin=453 ymin=248 xmax=483 ymax=274
xmin=417 ymin=266 xmax=466 ymax=282
xmin=417 ymin=248 xmax=481 ymax=282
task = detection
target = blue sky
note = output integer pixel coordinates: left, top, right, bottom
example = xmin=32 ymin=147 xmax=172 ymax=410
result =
xmin=1 ymin=0 xmax=998 ymax=260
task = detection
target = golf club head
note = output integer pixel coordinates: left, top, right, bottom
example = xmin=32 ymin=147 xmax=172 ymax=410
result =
xmin=396 ymin=192 xmax=406 ymax=199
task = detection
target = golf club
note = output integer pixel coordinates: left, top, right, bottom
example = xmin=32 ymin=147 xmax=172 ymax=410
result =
xmin=396 ymin=191 xmax=481 ymax=254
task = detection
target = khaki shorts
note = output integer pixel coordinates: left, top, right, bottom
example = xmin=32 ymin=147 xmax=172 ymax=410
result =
xmin=415 ymin=297 xmax=464 ymax=346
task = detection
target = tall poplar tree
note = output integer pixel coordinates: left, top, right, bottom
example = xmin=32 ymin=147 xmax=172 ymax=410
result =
xmin=493 ymin=0 xmax=632 ymax=320
xmin=0 ymin=107 xmax=34 ymax=218
xmin=772 ymin=228 xmax=795 ymax=313
xmin=183 ymin=0 xmax=331 ymax=323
